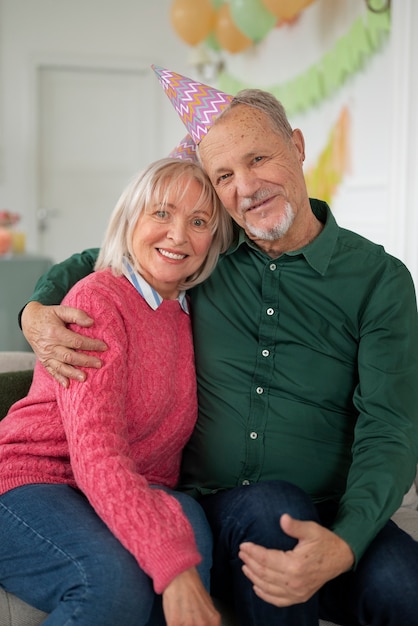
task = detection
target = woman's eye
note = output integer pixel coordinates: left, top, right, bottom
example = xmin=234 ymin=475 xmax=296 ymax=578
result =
xmin=155 ymin=210 xmax=169 ymax=219
xmin=192 ymin=218 xmax=207 ymax=228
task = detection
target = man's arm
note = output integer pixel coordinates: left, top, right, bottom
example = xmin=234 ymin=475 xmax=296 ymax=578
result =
xmin=21 ymin=249 xmax=107 ymax=387
xmin=331 ymin=263 xmax=418 ymax=559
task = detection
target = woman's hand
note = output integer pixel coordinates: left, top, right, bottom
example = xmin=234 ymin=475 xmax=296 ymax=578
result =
xmin=21 ymin=301 xmax=107 ymax=387
xmin=162 ymin=567 xmax=221 ymax=626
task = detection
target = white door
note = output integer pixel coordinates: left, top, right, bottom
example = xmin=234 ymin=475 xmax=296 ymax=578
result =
xmin=37 ymin=63 xmax=159 ymax=263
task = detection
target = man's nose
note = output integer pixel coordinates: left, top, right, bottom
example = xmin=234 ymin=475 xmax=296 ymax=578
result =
xmin=234 ymin=168 xmax=260 ymax=197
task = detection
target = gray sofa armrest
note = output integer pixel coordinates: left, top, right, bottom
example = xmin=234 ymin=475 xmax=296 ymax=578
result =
xmin=0 ymin=588 xmax=47 ymax=626
xmin=0 ymin=351 xmax=36 ymax=373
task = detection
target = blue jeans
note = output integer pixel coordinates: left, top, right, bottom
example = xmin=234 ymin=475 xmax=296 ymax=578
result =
xmin=199 ymin=480 xmax=418 ymax=626
xmin=0 ymin=484 xmax=213 ymax=626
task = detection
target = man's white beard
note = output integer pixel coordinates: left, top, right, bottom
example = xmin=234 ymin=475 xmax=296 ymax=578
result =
xmin=244 ymin=201 xmax=295 ymax=241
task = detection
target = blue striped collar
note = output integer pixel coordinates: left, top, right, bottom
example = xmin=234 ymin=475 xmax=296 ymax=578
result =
xmin=122 ymin=257 xmax=189 ymax=314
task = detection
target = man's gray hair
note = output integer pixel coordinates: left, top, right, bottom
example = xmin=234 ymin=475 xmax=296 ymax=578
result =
xmin=219 ymin=88 xmax=293 ymax=141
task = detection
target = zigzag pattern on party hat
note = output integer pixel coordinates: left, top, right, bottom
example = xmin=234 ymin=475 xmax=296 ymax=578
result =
xmin=152 ymin=64 xmax=233 ymax=144
xmin=169 ymin=133 xmax=198 ymax=162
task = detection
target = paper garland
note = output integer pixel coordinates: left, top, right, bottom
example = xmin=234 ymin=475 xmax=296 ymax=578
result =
xmin=304 ymin=107 xmax=350 ymax=205
xmin=218 ymin=8 xmax=390 ymax=115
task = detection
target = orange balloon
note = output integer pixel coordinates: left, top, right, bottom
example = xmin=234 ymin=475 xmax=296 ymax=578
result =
xmin=215 ymin=4 xmax=253 ymax=53
xmin=170 ymin=0 xmax=216 ymax=46
xmin=261 ymin=0 xmax=314 ymax=20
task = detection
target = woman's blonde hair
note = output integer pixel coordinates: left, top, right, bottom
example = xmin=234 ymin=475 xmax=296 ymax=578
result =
xmin=95 ymin=157 xmax=233 ymax=290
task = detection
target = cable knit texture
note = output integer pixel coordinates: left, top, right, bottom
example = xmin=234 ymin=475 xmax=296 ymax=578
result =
xmin=0 ymin=269 xmax=201 ymax=593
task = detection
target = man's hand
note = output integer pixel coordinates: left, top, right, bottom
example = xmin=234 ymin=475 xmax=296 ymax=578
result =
xmin=162 ymin=567 xmax=221 ymax=626
xmin=21 ymin=301 xmax=107 ymax=388
xmin=239 ymin=513 xmax=354 ymax=607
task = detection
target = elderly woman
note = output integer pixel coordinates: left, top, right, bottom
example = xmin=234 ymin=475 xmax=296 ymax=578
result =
xmin=0 ymin=158 xmax=232 ymax=626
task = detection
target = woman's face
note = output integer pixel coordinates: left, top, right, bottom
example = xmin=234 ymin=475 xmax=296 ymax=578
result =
xmin=131 ymin=175 xmax=214 ymax=299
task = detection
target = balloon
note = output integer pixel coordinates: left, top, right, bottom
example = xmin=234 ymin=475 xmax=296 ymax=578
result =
xmin=230 ymin=0 xmax=276 ymax=42
xmin=205 ymin=31 xmax=222 ymax=52
xmin=261 ymin=0 xmax=315 ymax=20
xmin=215 ymin=3 xmax=253 ymax=53
xmin=170 ymin=0 xmax=216 ymax=46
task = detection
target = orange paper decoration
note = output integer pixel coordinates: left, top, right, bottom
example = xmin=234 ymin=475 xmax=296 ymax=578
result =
xmin=215 ymin=3 xmax=253 ymax=53
xmin=261 ymin=0 xmax=315 ymax=20
xmin=170 ymin=0 xmax=216 ymax=46
xmin=305 ymin=107 xmax=351 ymax=205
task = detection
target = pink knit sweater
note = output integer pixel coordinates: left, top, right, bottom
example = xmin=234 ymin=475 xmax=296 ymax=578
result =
xmin=0 ymin=270 xmax=201 ymax=593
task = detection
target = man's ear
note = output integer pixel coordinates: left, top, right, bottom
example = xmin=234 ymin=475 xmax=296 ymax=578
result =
xmin=291 ymin=128 xmax=306 ymax=164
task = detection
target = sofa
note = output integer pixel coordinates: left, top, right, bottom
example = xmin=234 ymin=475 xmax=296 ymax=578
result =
xmin=1 ymin=351 xmax=418 ymax=626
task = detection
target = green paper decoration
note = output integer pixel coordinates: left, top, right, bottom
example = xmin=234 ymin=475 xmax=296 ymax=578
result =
xmin=218 ymin=8 xmax=391 ymax=115
xmin=230 ymin=0 xmax=277 ymax=43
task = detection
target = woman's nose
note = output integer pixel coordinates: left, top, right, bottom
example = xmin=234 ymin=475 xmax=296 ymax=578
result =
xmin=167 ymin=219 xmax=187 ymax=244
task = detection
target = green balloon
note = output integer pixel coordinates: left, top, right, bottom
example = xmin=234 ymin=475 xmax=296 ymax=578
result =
xmin=230 ymin=0 xmax=276 ymax=42
xmin=205 ymin=32 xmax=222 ymax=52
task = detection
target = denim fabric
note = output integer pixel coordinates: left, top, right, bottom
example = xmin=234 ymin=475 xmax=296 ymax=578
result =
xmin=319 ymin=519 xmax=418 ymax=626
xmin=0 ymin=484 xmax=213 ymax=626
xmin=200 ymin=480 xmax=418 ymax=626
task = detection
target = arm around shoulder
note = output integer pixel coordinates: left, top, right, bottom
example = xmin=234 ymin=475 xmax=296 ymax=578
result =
xmin=20 ymin=249 xmax=105 ymax=387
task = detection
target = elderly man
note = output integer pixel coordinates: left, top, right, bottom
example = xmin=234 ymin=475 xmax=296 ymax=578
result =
xmin=20 ymin=68 xmax=418 ymax=626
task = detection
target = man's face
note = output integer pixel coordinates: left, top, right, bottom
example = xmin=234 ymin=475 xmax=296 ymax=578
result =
xmin=198 ymin=104 xmax=307 ymax=245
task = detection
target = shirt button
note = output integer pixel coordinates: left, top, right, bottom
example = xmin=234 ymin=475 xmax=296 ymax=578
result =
xmin=256 ymin=386 xmax=264 ymax=394
xmin=262 ymin=349 xmax=270 ymax=357
xmin=250 ymin=431 xmax=258 ymax=439
xmin=269 ymin=263 xmax=276 ymax=271
xmin=266 ymin=308 xmax=274 ymax=316
xmin=242 ymin=480 xmax=250 ymax=485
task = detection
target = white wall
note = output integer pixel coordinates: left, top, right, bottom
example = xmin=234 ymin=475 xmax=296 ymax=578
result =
xmin=217 ymin=0 xmax=418 ymax=292
xmin=0 ymin=0 xmax=189 ymax=251
xmin=0 ymin=0 xmax=417 ymax=291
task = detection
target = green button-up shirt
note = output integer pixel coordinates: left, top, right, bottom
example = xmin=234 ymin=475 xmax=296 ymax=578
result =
xmin=28 ymin=200 xmax=418 ymax=561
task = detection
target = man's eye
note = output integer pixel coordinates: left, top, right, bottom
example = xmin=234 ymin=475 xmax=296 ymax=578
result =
xmin=217 ymin=173 xmax=231 ymax=183
xmin=253 ymin=156 xmax=264 ymax=163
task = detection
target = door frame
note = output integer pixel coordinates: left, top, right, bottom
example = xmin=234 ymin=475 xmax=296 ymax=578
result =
xmin=388 ymin=0 xmax=418 ymax=292
xmin=27 ymin=52 xmax=162 ymax=255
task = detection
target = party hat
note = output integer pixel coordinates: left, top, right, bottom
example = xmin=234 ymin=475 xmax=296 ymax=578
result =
xmin=169 ymin=133 xmax=198 ymax=162
xmin=152 ymin=64 xmax=233 ymax=145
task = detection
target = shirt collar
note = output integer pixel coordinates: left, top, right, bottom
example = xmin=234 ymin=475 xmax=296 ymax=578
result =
xmin=224 ymin=199 xmax=338 ymax=276
xmin=122 ymin=257 xmax=189 ymax=314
